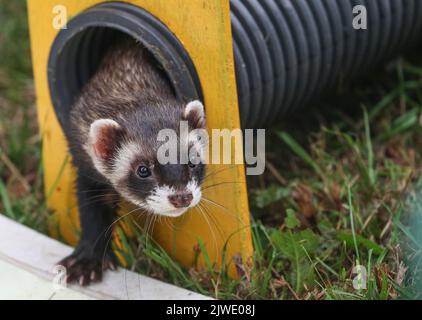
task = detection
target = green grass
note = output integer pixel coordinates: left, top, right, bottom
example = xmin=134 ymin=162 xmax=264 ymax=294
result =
xmin=0 ymin=1 xmax=48 ymax=233
xmin=1 ymin=0 xmax=422 ymax=299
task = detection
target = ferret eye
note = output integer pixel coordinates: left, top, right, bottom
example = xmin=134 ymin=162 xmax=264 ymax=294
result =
xmin=188 ymin=160 xmax=196 ymax=168
xmin=136 ymin=166 xmax=151 ymax=178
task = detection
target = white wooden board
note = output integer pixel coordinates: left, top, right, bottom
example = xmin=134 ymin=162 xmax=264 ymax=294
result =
xmin=0 ymin=215 xmax=210 ymax=300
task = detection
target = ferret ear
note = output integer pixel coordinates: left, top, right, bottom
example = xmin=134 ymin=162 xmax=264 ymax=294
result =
xmin=88 ymin=119 xmax=125 ymax=161
xmin=184 ymin=100 xmax=206 ymax=129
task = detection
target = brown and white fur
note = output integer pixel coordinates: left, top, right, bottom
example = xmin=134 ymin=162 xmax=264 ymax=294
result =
xmin=59 ymin=41 xmax=206 ymax=286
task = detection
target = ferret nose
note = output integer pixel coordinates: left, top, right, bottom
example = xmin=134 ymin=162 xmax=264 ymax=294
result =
xmin=168 ymin=193 xmax=193 ymax=208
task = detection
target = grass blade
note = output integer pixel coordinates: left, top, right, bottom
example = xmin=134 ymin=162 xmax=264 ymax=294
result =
xmin=276 ymin=132 xmax=324 ymax=179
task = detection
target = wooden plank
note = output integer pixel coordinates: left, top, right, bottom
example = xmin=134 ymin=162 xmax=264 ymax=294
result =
xmin=0 ymin=215 xmax=210 ymax=300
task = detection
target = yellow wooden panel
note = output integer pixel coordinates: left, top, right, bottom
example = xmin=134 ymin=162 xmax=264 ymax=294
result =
xmin=27 ymin=0 xmax=252 ymax=275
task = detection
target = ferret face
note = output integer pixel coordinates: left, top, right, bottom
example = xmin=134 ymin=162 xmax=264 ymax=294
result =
xmin=85 ymin=100 xmax=207 ymax=217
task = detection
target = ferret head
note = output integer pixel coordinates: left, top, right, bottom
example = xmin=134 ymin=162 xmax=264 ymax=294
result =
xmin=85 ymin=100 xmax=207 ymax=217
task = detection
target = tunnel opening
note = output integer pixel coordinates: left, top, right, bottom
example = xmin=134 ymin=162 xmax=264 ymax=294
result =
xmin=48 ymin=2 xmax=202 ymax=133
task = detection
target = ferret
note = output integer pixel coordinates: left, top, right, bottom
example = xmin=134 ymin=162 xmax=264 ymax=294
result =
xmin=58 ymin=41 xmax=206 ymax=286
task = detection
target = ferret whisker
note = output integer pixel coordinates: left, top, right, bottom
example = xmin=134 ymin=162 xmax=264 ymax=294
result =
xmin=161 ymin=216 xmax=170 ymax=229
xmin=203 ymin=164 xmax=237 ymax=180
xmin=77 ymin=188 xmax=117 ymax=194
xmin=65 ymin=195 xmax=119 ymax=212
xmin=102 ymin=230 xmax=115 ymax=270
xmin=201 ymin=197 xmax=245 ymax=225
xmin=125 ymin=186 xmax=146 ymax=193
xmin=81 ymin=193 xmax=118 ymax=201
xmin=199 ymin=202 xmax=226 ymax=239
xmin=196 ymin=203 xmax=219 ymax=259
xmin=102 ymin=206 xmax=146 ymax=242
xmin=151 ymin=214 xmax=157 ymax=235
xmin=152 ymin=215 xmax=159 ymax=237
xmin=198 ymin=202 xmax=226 ymax=244
xmin=201 ymin=197 xmax=229 ymax=211
xmin=130 ymin=217 xmax=149 ymax=240
xmin=144 ymin=215 xmax=151 ymax=242
xmin=100 ymin=206 xmax=146 ymax=269
xmin=162 ymin=216 xmax=177 ymax=231
xmin=201 ymin=181 xmax=244 ymax=191
xmin=144 ymin=213 xmax=155 ymax=242
xmin=75 ymin=171 xmax=111 ymax=185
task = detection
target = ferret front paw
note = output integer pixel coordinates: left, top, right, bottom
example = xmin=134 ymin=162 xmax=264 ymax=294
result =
xmin=57 ymin=248 xmax=117 ymax=286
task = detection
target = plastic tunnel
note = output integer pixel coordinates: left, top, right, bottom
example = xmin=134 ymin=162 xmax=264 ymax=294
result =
xmin=48 ymin=1 xmax=422 ymax=130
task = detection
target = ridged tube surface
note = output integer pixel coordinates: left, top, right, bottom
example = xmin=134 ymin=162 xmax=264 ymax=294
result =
xmin=231 ymin=0 xmax=422 ymax=127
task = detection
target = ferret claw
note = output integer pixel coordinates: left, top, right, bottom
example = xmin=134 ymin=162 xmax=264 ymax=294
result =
xmin=57 ymin=249 xmax=117 ymax=286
